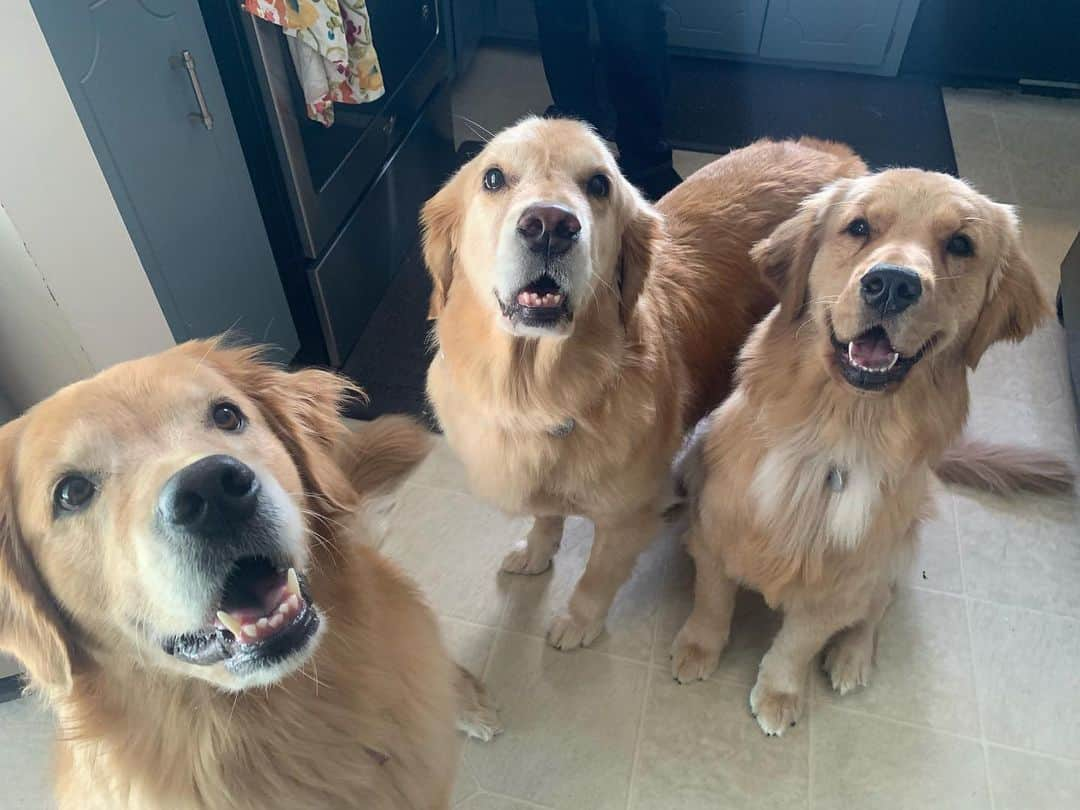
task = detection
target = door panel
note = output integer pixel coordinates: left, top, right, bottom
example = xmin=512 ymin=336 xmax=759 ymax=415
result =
xmin=666 ymin=0 xmax=769 ymax=55
xmin=30 ymin=0 xmax=298 ymax=359
xmin=759 ymin=0 xmax=904 ymax=67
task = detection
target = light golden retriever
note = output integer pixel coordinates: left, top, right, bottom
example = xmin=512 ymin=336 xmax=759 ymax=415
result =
xmin=421 ymin=116 xmax=867 ymax=649
xmin=0 ymin=340 xmax=498 ymax=809
xmin=673 ymin=170 xmax=1074 ymax=735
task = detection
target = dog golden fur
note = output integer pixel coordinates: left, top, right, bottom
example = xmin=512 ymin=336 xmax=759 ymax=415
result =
xmin=422 ymin=117 xmax=867 ymax=649
xmin=0 ymin=341 xmax=498 ymax=809
xmin=672 ymin=170 xmax=1075 ymax=735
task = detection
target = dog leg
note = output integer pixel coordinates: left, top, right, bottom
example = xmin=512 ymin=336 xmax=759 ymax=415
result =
xmin=823 ymin=582 xmax=894 ymax=696
xmin=454 ymin=665 xmax=502 ymax=742
xmin=671 ymin=522 xmax=737 ymax=683
xmin=750 ymin=606 xmax=853 ymax=736
xmin=547 ymin=509 xmax=659 ymax=651
xmin=501 ymin=516 xmax=564 ymax=575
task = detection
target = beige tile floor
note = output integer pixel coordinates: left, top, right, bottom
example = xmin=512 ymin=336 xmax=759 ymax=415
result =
xmin=3 ymin=53 xmax=1079 ymax=810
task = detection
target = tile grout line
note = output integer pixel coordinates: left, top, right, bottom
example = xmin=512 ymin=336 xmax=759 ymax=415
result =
xmin=948 ymin=492 xmax=996 ymax=810
xmin=625 ymin=587 xmax=664 ymax=810
xmin=493 ymin=626 xmax=652 ymax=671
xmin=805 ymin=687 xmax=1080 ymax=765
xmin=442 ymin=615 xmax=505 ymax=632
xmin=472 ymin=788 xmax=556 ymax=809
xmin=822 ymin=702 xmax=985 ymax=746
xmin=806 ymin=698 xmax=815 ymax=810
xmin=903 ymin=584 xmax=1080 ymax=625
xmin=983 ymin=739 xmax=1080 ymax=765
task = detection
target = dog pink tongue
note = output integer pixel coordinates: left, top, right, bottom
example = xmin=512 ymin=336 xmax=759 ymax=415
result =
xmin=849 ymin=332 xmax=898 ymax=370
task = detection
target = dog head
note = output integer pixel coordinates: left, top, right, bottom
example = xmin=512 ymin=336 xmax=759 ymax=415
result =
xmin=421 ymin=117 xmax=661 ymax=338
xmin=0 ymin=341 xmax=368 ymax=694
xmin=753 ymin=169 xmax=1047 ymax=393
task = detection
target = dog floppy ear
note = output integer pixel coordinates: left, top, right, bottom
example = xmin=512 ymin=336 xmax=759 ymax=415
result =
xmin=0 ymin=423 xmax=74 ymax=694
xmin=964 ymin=213 xmax=1049 ymax=368
xmin=421 ymin=168 xmax=468 ymax=319
xmin=618 ymin=193 xmax=663 ymax=323
xmin=199 ymin=342 xmax=365 ymax=520
xmin=752 ymin=181 xmax=848 ymax=321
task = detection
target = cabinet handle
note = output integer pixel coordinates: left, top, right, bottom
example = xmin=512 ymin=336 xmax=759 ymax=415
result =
xmin=181 ymin=50 xmax=215 ymax=131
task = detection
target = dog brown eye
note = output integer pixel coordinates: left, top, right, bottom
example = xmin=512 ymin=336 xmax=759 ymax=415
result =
xmin=483 ymin=167 xmax=506 ymax=192
xmin=846 ymin=218 xmax=870 ymax=237
xmin=55 ymin=475 xmax=95 ymax=513
xmin=586 ymin=173 xmax=610 ymax=198
xmin=212 ymin=402 xmax=244 ymax=432
xmin=946 ymin=234 xmax=973 ymax=257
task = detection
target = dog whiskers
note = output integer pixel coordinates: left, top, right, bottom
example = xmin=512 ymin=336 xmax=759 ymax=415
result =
xmin=454 ymin=114 xmax=494 ymax=143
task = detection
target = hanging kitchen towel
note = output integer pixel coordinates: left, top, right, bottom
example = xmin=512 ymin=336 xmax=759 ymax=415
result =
xmin=243 ymin=0 xmax=385 ymax=126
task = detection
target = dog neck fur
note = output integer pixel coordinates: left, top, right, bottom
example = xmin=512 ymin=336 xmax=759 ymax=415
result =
xmin=738 ymin=307 xmax=969 ymax=571
xmin=46 ymin=542 xmax=439 ymax=810
xmin=433 ymin=271 xmax=640 ymax=433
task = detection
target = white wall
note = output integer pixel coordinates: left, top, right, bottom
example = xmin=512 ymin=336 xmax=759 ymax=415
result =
xmin=0 ymin=206 xmax=94 ymax=413
xmin=0 ymin=1 xmax=175 ymax=411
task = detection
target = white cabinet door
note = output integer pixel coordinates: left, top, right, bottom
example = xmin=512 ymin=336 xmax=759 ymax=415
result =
xmin=666 ymin=0 xmax=769 ymax=55
xmin=760 ymin=0 xmax=905 ymax=67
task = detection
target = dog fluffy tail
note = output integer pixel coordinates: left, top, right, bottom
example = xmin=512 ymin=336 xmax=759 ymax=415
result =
xmin=664 ymin=413 xmax=714 ymax=526
xmin=796 ymin=137 xmax=868 ymax=176
xmin=335 ymin=415 xmax=434 ymax=500
xmin=935 ymin=438 xmax=1076 ymax=497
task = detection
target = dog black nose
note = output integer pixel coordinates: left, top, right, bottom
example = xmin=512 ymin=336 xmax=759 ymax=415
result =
xmin=860 ymin=264 xmax=923 ymax=316
xmin=160 ymin=455 xmax=259 ymax=535
xmin=517 ymin=204 xmax=581 ymax=256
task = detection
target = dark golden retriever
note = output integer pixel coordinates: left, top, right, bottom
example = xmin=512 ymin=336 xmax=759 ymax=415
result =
xmin=0 ymin=340 xmax=498 ymax=809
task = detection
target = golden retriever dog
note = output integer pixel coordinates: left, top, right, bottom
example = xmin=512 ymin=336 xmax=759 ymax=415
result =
xmin=422 ymin=116 xmax=866 ymax=649
xmin=672 ymin=170 xmax=1074 ymax=735
xmin=0 ymin=340 xmax=499 ymax=809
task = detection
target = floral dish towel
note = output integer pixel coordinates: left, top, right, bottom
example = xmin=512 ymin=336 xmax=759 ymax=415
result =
xmin=244 ymin=0 xmax=385 ymax=127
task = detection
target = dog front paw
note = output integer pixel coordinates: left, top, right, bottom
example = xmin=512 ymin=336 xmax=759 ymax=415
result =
xmin=670 ymin=624 xmax=725 ymax=684
xmin=455 ymin=666 xmax=503 ymax=743
xmin=547 ymin=613 xmax=604 ymax=650
xmin=457 ymin=700 xmax=503 ymax=743
xmin=500 ymin=541 xmax=554 ymax=575
xmin=749 ymin=679 xmax=804 ymax=736
xmin=824 ymin=634 xmax=875 ymax=696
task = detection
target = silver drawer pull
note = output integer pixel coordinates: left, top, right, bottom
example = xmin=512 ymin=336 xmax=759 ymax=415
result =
xmin=181 ymin=50 xmax=215 ymax=131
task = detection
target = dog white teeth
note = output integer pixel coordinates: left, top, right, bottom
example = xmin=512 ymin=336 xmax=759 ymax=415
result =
xmin=286 ymin=568 xmax=300 ymax=599
xmin=268 ymin=613 xmax=285 ymax=629
xmin=277 ymin=601 xmax=290 ymax=616
xmin=216 ymin=611 xmax=244 ymax=639
xmin=885 ymin=352 xmax=899 ymax=370
xmin=288 ymin=594 xmax=301 ymax=612
xmin=242 ymin=623 xmax=259 ymax=640
xmin=848 ymin=342 xmax=856 ymax=366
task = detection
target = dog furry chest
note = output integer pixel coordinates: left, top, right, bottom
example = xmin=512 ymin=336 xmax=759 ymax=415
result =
xmin=705 ymin=409 xmax=930 ymax=604
xmin=428 ymin=351 xmax=678 ymax=518
xmin=749 ymin=426 xmax=887 ymax=551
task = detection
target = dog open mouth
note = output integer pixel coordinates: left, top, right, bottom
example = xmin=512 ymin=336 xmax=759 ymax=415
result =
xmin=162 ymin=555 xmax=319 ymax=674
xmin=831 ymin=325 xmax=928 ymax=391
xmin=499 ymin=274 xmax=571 ymax=328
